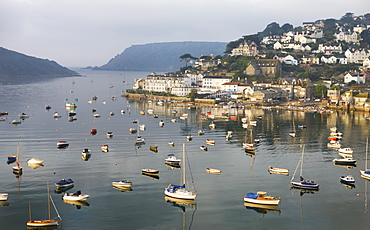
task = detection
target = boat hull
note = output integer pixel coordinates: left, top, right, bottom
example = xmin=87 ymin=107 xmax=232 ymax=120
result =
xmin=243 ymin=197 xmax=280 ymax=205
xmin=63 ymin=194 xmax=90 ymax=201
xmin=290 ymin=181 xmax=319 ymax=189
xmin=0 ymin=193 xmax=9 ymax=201
xmin=164 ymin=189 xmax=196 ymax=200
xmin=27 ymin=220 xmax=60 ymax=227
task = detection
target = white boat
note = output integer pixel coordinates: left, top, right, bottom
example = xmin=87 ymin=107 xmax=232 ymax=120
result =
xmin=338 ymin=148 xmax=353 ymax=155
xmin=241 ymin=117 xmax=248 ymax=123
xmin=62 ymin=190 xmax=90 ymax=201
xmin=109 ymin=112 xmax=115 ymax=116
xmin=290 ymin=145 xmax=319 ymax=189
xmin=101 ymin=144 xmax=109 ymax=152
xmin=244 ymin=191 xmax=280 ymax=205
xmin=206 ymin=139 xmax=215 ymax=145
xmin=200 ymin=145 xmax=208 ymax=151
xmin=249 ymin=120 xmax=257 ymax=126
xmin=340 ymin=175 xmax=355 ymax=184
xmin=327 ymin=141 xmax=341 ymax=149
xmin=27 ymin=158 xmax=44 ymax=165
xmin=139 ymin=124 xmax=146 ymax=131
xmin=159 ymin=120 xmax=165 ymax=127
xmin=198 ymin=130 xmax=205 ymax=136
xmin=57 ymin=141 xmax=69 ymax=149
xmin=93 ymin=113 xmax=101 ymax=118
xmin=81 ymin=149 xmax=91 ymax=161
xmin=53 ymin=111 xmax=61 ymax=118
xmin=268 ymin=166 xmax=289 ymax=175
xmin=332 ymin=158 xmax=357 ymax=165
xmin=18 ymin=113 xmax=29 ymax=119
xmin=12 ymin=119 xmax=22 ymax=125
xmin=12 ymin=144 xmax=22 ymax=175
xmin=187 ymin=135 xmax=193 ymax=141
xmin=165 ymin=154 xmax=181 ymax=166
xmin=112 ymin=180 xmax=132 ymax=188
xmin=106 ymin=132 xmax=113 ymax=138
xmin=209 ymin=122 xmax=216 ymax=129
xmin=147 ymin=108 xmax=154 ymax=114
xmin=206 ymin=168 xmax=221 ymax=173
xmin=360 ymin=137 xmax=370 ymax=179
xmin=0 ymin=193 xmax=9 ymax=201
xmin=134 ymin=120 xmax=146 ymax=144
xmin=168 ymin=142 xmax=175 ymax=147
xmin=289 ymin=116 xmax=296 ymax=137
xmin=164 ymin=143 xmax=197 ymax=200
xmin=27 ymin=182 xmax=62 ymax=227
xmin=171 ymin=118 xmax=177 ymax=123
xmin=330 ymin=127 xmax=338 ymax=133
xmin=142 ymin=168 xmax=159 ymax=174
xmin=129 ymin=128 xmax=137 ymax=134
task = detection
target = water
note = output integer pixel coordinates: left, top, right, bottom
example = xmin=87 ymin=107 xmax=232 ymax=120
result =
xmin=1 ymin=69 xmax=370 ymax=229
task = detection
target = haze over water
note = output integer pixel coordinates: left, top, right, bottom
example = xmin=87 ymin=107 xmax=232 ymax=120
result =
xmin=1 ymin=68 xmax=370 ymax=229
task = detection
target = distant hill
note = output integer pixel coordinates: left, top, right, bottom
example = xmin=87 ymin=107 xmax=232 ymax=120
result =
xmin=96 ymin=41 xmax=228 ymax=71
xmin=0 ymin=47 xmax=78 ymax=77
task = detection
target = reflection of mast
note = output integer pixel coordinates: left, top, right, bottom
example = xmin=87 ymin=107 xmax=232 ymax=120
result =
xmin=300 ymin=195 xmax=305 ymax=230
xmin=365 ymin=179 xmax=368 ymax=213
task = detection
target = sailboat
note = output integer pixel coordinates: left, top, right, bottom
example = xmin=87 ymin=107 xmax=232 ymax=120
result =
xmin=27 ymin=182 xmax=62 ymax=227
xmin=290 ymin=145 xmax=319 ymax=189
xmin=243 ymin=129 xmax=256 ymax=152
xmin=360 ymin=137 xmax=370 ymax=179
xmin=134 ymin=119 xmax=146 ymax=145
xmin=12 ymin=144 xmax=22 ymax=175
xmin=164 ymin=143 xmax=197 ymax=200
xmin=289 ymin=115 xmax=296 ymax=137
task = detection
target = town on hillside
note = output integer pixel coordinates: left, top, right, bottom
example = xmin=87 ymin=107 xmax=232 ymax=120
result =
xmin=129 ymin=12 xmax=370 ymax=111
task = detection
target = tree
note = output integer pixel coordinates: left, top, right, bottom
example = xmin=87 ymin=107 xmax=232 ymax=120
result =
xmin=179 ymin=54 xmax=196 ymax=67
xmin=314 ymin=83 xmax=328 ymax=98
xmin=188 ymin=89 xmax=198 ymax=102
xmin=330 ymin=85 xmax=341 ymax=90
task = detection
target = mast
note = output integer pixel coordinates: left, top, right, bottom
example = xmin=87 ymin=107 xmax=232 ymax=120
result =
xmin=182 ymin=143 xmax=186 ymax=186
xmin=29 ymin=201 xmax=32 ymax=221
xmin=366 ymin=137 xmax=369 ymax=170
xmin=47 ymin=181 xmax=51 ymax=220
xmin=300 ymin=145 xmax=305 ymax=178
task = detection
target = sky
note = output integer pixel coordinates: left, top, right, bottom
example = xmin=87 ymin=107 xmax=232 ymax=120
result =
xmin=1 ymin=0 xmax=369 ymax=68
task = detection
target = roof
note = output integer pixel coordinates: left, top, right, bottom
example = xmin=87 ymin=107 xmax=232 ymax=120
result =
xmin=222 ymin=82 xmax=238 ymax=85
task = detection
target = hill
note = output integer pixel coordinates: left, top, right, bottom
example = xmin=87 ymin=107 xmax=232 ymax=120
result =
xmin=0 ymin=47 xmax=78 ymax=77
xmin=96 ymin=41 xmax=227 ymax=71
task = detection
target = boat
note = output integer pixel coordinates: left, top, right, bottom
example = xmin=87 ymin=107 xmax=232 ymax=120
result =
xmin=243 ymin=130 xmax=256 ymax=152
xmin=150 ymin=145 xmax=158 ymax=153
xmin=159 ymin=120 xmax=165 ymax=127
xmin=12 ymin=144 xmax=22 ymax=175
xmin=140 ymin=110 xmax=145 ymax=115
xmin=268 ymin=166 xmax=289 ymax=175
xmin=187 ymin=135 xmax=193 ymax=141
xmin=81 ymin=149 xmax=91 ymax=161
xmin=133 ymin=119 xmax=138 ymax=123
xmin=147 ymin=108 xmax=154 ymax=114
xmin=244 ymin=191 xmax=280 ymax=205
xmin=92 ymin=108 xmax=97 ymax=113
xmin=200 ymin=146 xmax=208 ymax=151
xmin=209 ymin=122 xmax=216 ymax=129
xmin=249 ymin=120 xmax=257 ymax=126
xmin=53 ymin=111 xmax=61 ymax=119
xmin=129 ymin=128 xmax=137 ymax=134
xmin=11 ymin=119 xmax=21 ymax=125
xmin=171 ymin=118 xmax=177 ymax=123
xmin=0 ymin=117 xmax=6 ymax=121
xmin=164 ymin=143 xmax=197 ymax=200
xmin=165 ymin=154 xmax=181 ymax=166
xmin=27 ymin=182 xmax=62 ymax=227
xmin=110 ymin=112 xmax=115 ymax=116
xmin=328 ymin=136 xmax=341 ymax=141
xmin=18 ymin=113 xmax=29 ymax=119
xmin=90 ymin=129 xmax=97 ymax=135
xmin=92 ymin=96 xmax=98 ymax=101
xmin=0 ymin=111 xmax=9 ymax=116
xmin=139 ymin=124 xmax=146 ymax=131
xmin=241 ymin=117 xmax=248 ymax=123
xmin=298 ymin=125 xmax=307 ymax=129
xmin=198 ymin=130 xmax=205 ymax=136
xmin=106 ymin=132 xmax=113 ymax=138
xmin=8 ymin=155 xmax=16 ymax=161
xmin=327 ymin=141 xmax=342 ymax=149
xmin=112 ymin=180 xmax=132 ymax=188
xmin=340 ymin=175 xmax=355 ymax=184
xmin=134 ymin=120 xmax=146 ymax=144
xmin=57 ymin=141 xmax=69 ymax=149
xmin=330 ymin=127 xmax=338 ymax=132
xmin=168 ymin=142 xmax=175 ymax=147
xmin=289 ymin=116 xmax=296 ymax=137
xmin=55 ymin=178 xmax=74 ymax=187
xmin=65 ymin=100 xmax=77 ymax=108
xmin=62 ymin=190 xmax=90 ymax=201
xmin=101 ymin=144 xmax=109 ymax=152
xmin=332 ymin=158 xmax=357 ymax=165
xmin=360 ymin=137 xmax=370 ymax=179
xmin=338 ymin=148 xmax=353 ymax=155
xmin=93 ymin=113 xmax=101 ymax=118
xmin=0 ymin=193 xmax=9 ymax=201
xmin=142 ymin=168 xmax=159 ymax=175
xmin=121 ymin=109 xmax=125 ymax=114
xmin=27 ymin=158 xmax=44 ymax=165
xmin=206 ymin=139 xmax=215 ymax=145
xmin=206 ymin=168 xmax=221 ymax=173
xmin=290 ymin=145 xmax=319 ymax=189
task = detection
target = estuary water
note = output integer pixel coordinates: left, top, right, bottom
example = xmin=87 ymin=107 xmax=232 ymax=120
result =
xmin=1 ymin=68 xmax=370 ymax=230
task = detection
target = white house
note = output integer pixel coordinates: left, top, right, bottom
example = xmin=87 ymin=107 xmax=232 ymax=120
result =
xmin=284 ymin=55 xmax=298 ymax=65
xmin=345 ymin=48 xmax=370 ymax=64
xmin=335 ymin=30 xmax=360 ymax=44
xmin=344 ymin=72 xmax=366 ymax=84
xmin=321 ymin=55 xmax=337 ymax=64
xmin=221 ymin=82 xmax=239 ymax=93
xmin=202 ymin=76 xmax=232 ymax=90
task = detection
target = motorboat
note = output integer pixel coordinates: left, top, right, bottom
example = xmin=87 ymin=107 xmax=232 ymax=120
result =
xmin=338 ymin=148 xmax=353 ymax=155
xmin=327 ymin=141 xmax=342 ymax=149
xmin=106 ymin=132 xmax=113 ymax=138
xmin=63 ymin=190 xmax=90 ymax=201
xmin=165 ymin=154 xmax=181 ymax=166
xmin=110 ymin=112 xmax=115 ymax=116
xmin=328 ymin=136 xmax=341 ymax=141
xmin=55 ymin=178 xmax=74 ymax=187
xmin=8 ymin=155 xmax=16 ymax=161
xmin=142 ymin=168 xmax=159 ymax=175
xmin=57 ymin=141 xmax=69 ymax=149
xmin=53 ymin=111 xmax=61 ymax=119
xmin=340 ymin=175 xmax=355 ymax=184
xmin=81 ymin=149 xmax=91 ymax=161
xmin=93 ymin=113 xmax=101 ymax=118
xmin=18 ymin=113 xmax=29 ymax=119
xmin=45 ymin=105 xmax=52 ymax=110
xmin=129 ymin=128 xmax=137 ymax=134
xmin=140 ymin=110 xmax=145 ymax=115
xmin=198 ymin=130 xmax=205 ymax=136
xmin=209 ymin=122 xmax=216 ymax=129
xmin=147 ymin=108 xmax=154 ymax=114
xmin=187 ymin=135 xmax=193 ymax=141
xmin=0 ymin=193 xmax=9 ymax=201
xmin=268 ymin=166 xmax=289 ymax=175
xmin=135 ymin=136 xmax=146 ymax=144
xmin=168 ymin=142 xmax=175 ymax=147
xmin=121 ymin=109 xmax=125 ymax=114
xmin=11 ymin=119 xmax=21 ymax=125
xmin=200 ymin=146 xmax=208 ymax=151
xmin=159 ymin=120 xmax=165 ymax=127
xmin=206 ymin=168 xmax=221 ymax=173
xmin=133 ymin=119 xmax=138 ymax=123
xmin=27 ymin=158 xmax=44 ymax=165
xmin=101 ymin=144 xmax=109 ymax=152
xmin=139 ymin=124 xmax=146 ymax=131
xmin=244 ymin=191 xmax=280 ymax=205
xmin=150 ymin=146 xmax=158 ymax=153
xmin=90 ymin=129 xmax=97 ymax=135
xmin=206 ymin=139 xmax=215 ymax=145
xmin=332 ymin=158 xmax=357 ymax=165
xmin=112 ymin=180 xmax=132 ymax=188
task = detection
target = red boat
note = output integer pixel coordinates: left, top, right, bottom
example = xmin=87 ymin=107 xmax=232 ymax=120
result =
xmin=230 ymin=116 xmax=238 ymax=121
xmin=206 ymin=111 xmax=212 ymax=114
xmin=90 ymin=129 xmax=97 ymax=135
xmin=328 ymin=136 xmax=340 ymax=141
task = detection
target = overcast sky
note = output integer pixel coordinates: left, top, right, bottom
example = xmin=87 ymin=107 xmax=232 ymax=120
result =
xmin=1 ymin=0 xmax=369 ymax=67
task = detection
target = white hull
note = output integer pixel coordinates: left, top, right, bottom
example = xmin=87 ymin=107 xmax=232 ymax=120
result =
xmin=0 ymin=193 xmax=9 ymax=201
xmin=27 ymin=220 xmax=60 ymax=227
xmin=243 ymin=197 xmax=280 ymax=205
xmin=360 ymin=170 xmax=370 ymax=179
xmin=63 ymin=194 xmax=90 ymax=201
xmin=268 ymin=167 xmax=289 ymax=174
xmin=112 ymin=181 xmax=132 ymax=187
xmin=164 ymin=189 xmax=196 ymax=200
xmin=27 ymin=158 xmax=44 ymax=164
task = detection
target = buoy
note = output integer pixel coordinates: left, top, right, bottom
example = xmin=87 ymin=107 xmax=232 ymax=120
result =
xmin=114 ymin=163 xmax=117 ymax=165
xmin=53 ymin=172 xmax=56 ymax=174
xmin=357 ymin=194 xmax=360 ymax=196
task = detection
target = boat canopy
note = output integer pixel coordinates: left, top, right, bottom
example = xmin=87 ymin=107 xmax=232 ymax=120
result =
xmin=246 ymin=193 xmax=258 ymax=199
xmin=170 ymin=184 xmax=185 ymax=189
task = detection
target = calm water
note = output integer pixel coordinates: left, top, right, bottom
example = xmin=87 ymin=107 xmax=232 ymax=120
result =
xmin=1 ymin=69 xmax=370 ymax=230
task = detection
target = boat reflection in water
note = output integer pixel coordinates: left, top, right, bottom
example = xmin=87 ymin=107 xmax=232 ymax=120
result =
xmin=0 ymin=201 xmax=9 ymax=206
xmin=142 ymin=172 xmax=159 ymax=180
xmin=164 ymin=196 xmax=196 ymax=208
xmin=340 ymin=181 xmax=356 ymax=189
xmin=27 ymin=163 xmax=44 ymax=169
xmin=63 ymin=199 xmax=90 ymax=210
xmin=54 ymin=185 xmax=74 ymax=194
xmin=244 ymin=202 xmax=281 ymax=215
xmin=111 ymin=186 xmax=133 ymax=192
xmin=290 ymin=186 xmax=318 ymax=196
xmin=332 ymin=162 xmax=357 ymax=170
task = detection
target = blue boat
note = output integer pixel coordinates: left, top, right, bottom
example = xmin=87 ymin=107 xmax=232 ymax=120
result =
xmin=55 ymin=178 xmax=74 ymax=187
xmin=340 ymin=175 xmax=355 ymax=184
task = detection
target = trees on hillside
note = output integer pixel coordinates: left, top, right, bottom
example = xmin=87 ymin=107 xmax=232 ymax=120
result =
xmin=179 ymin=54 xmax=196 ymax=67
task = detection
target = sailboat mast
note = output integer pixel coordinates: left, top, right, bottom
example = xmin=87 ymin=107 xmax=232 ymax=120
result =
xmin=300 ymin=145 xmax=305 ymax=177
xmin=29 ymin=201 xmax=32 ymax=221
xmin=182 ymin=143 xmax=186 ymax=186
xmin=47 ymin=181 xmax=51 ymax=220
xmin=366 ymin=137 xmax=369 ymax=170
